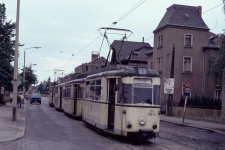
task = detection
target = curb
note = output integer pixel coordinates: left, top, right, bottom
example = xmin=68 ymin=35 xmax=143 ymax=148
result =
xmin=160 ymin=119 xmax=225 ymax=135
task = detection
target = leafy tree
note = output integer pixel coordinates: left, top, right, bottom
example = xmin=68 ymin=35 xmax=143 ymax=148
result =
xmin=37 ymin=83 xmax=44 ymax=94
xmin=18 ymin=66 xmax=37 ymax=91
xmin=208 ymin=36 xmax=225 ymax=85
xmin=0 ymin=3 xmax=16 ymax=91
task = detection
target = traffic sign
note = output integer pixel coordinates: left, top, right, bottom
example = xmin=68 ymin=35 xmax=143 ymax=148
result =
xmin=184 ymin=87 xmax=191 ymax=96
xmin=11 ymin=79 xmax=22 ymax=87
xmin=164 ymin=78 xmax=175 ymax=94
xmin=184 ymin=80 xmax=192 ymax=88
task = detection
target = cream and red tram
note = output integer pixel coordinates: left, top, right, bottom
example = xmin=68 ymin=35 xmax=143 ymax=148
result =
xmin=63 ymin=76 xmax=86 ymax=117
xmin=83 ymin=65 xmax=160 ymax=140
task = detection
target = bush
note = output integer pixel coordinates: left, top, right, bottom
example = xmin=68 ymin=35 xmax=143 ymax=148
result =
xmin=178 ymin=94 xmax=221 ymax=110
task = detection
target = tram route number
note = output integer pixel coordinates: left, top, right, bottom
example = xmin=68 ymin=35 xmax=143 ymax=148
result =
xmin=148 ymin=109 xmax=156 ymax=116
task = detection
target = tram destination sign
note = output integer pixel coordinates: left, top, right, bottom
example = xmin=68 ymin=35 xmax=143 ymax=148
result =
xmin=164 ymin=78 xmax=175 ymax=94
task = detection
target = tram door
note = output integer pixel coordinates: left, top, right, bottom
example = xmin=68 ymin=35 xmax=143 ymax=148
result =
xmin=73 ymin=84 xmax=78 ymax=115
xmin=51 ymin=88 xmax=54 ymax=103
xmin=59 ymin=87 xmax=63 ymax=109
xmin=108 ymin=78 xmax=116 ymax=129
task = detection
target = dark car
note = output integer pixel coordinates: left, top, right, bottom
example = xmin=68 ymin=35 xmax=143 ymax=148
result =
xmin=30 ymin=93 xmax=41 ymax=104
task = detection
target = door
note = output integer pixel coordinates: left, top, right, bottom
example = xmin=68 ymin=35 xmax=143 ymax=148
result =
xmin=108 ymin=78 xmax=116 ymax=129
xmin=73 ymin=84 xmax=78 ymax=115
xmin=59 ymin=87 xmax=63 ymax=109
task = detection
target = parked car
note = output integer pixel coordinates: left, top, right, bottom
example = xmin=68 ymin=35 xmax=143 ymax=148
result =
xmin=30 ymin=93 xmax=41 ymax=104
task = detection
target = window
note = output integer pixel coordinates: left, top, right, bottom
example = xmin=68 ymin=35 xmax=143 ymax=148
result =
xmin=150 ymin=62 xmax=153 ymax=70
xmin=158 ymin=35 xmax=163 ymax=48
xmin=86 ymin=66 xmax=88 ymax=72
xmin=64 ymin=85 xmax=71 ymax=98
xmin=156 ymin=57 xmax=163 ymax=72
xmin=184 ymin=34 xmax=193 ymax=47
xmin=85 ymin=79 xmax=102 ymax=100
xmin=183 ymin=56 xmax=192 ymax=72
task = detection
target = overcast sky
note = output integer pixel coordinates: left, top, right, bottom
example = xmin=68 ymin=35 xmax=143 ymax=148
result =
xmin=2 ymin=0 xmax=225 ymax=84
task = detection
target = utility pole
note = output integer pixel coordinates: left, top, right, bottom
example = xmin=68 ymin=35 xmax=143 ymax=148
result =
xmin=167 ymin=43 xmax=175 ymax=116
xmin=12 ymin=0 xmax=20 ymax=121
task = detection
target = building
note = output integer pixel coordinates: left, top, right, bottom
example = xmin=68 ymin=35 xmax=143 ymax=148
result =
xmin=150 ymin=4 xmax=220 ymax=112
xmin=74 ymin=51 xmax=107 ymax=74
xmin=110 ymin=40 xmax=153 ymax=66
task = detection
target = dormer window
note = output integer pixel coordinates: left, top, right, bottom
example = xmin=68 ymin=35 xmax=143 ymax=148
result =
xmin=158 ymin=35 xmax=163 ymax=48
xmin=184 ymin=34 xmax=193 ymax=47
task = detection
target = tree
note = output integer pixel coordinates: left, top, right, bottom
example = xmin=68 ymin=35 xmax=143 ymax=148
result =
xmin=223 ymin=0 xmax=225 ymax=13
xmin=37 ymin=83 xmax=44 ymax=94
xmin=0 ymin=3 xmax=16 ymax=91
xmin=208 ymin=36 xmax=225 ymax=85
xmin=18 ymin=66 xmax=37 ymax=91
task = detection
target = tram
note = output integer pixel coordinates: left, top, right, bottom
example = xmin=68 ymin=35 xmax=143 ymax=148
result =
xmin=82 ymin=65 xmax=161 ymax=141
xmin=63 ymin=75 xmax=87 ymax=117
xmin=54 ymin=82 xmax=65 ymax=111
xmin=48 ymin=85 xmax=55 ymax=107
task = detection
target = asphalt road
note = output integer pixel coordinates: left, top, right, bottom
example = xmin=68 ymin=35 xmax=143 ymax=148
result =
xmin=0 ymin=97 xmax=224 ymax=150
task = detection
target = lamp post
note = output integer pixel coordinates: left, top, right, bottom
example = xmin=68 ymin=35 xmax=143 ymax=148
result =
xmin=23 ymin=47 xmax=41 ymax=98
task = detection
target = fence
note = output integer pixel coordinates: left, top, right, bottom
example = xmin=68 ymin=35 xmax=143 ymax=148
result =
xmin=172 ymin=106 xmax=225 ymax=123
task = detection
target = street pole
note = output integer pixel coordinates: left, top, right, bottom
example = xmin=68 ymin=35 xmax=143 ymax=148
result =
xmin=167 ymin=43 xmax=175 ymax=116
xmin=12 ymin=0 xmax=20 ymax=121
xmin=23 ymin=49 xmax=25 ymax=98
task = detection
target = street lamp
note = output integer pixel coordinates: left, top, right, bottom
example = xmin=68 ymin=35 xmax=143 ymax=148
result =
xmin=23 ymin=47 xmax=41 ymax=98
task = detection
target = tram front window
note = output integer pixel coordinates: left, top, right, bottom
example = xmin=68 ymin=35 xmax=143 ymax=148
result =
xmin=133 ymin=78 xmax=153 ymax=104
xmin=133 ymin=88 xmax=152 ymax=104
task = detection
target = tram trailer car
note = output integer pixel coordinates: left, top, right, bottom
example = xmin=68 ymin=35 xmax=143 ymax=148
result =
xmin=54 ymin=83 xmax=65 ymax=112
xmin=82 ymin=65 xmax=161 ymax=141
xmin=63 ymin=78 xmax=86 ymax=118
xmin=49 ymin=86 xmax=55 ymax=107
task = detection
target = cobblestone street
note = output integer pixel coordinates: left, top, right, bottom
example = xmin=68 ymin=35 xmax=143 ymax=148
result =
xmin=0 ymin=97 xmax=224 ymax=150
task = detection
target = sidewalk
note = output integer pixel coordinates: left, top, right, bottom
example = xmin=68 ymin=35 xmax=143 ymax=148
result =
xmin=0 ymin=102 xmax=26 ymax=143
xmin=160 ymin=114 xmax=225 ymax=135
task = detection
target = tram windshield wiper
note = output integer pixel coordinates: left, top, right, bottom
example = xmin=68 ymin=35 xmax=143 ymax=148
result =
xmin=134 ymin=94 xmax=144 ymax=104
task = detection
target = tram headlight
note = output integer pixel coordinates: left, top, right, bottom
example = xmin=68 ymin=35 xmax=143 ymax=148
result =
xmin=139 ymin=118 xmax=146 ymax=126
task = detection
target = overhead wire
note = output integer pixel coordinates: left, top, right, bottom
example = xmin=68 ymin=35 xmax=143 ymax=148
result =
xmin=60 ymin=0 xmax=147 ymax=69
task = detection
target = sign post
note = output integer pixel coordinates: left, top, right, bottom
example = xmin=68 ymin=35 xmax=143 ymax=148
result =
xmin=182 ymin=80 xmax=191 ymax=123
xmin=164 ymin=78 xmax=175 ymax=115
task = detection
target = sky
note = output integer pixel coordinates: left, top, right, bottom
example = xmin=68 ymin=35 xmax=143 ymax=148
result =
xmin=2 ymin=0 xmax=225 ymax=84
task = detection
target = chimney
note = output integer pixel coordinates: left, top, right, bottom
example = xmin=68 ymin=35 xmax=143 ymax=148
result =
xmin=197 ymin=6 xmax=202 ymax=16
xmin=91 ymin=51 xmax=99 ymax=62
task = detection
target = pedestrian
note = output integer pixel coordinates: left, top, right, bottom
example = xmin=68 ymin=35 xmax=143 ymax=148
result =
xmin=17 ymin=95 xmax=21 ymax=108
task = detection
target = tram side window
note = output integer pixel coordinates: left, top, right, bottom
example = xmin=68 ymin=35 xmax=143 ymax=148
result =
xmin=153 ymin=85 xmax=160 ymax=105
xmin=122 ymin=84 xmax=132 ymax=103
xmin=85 ymin=81 xmax=90 ymax=99
xmin=64 ymin=86 xmax=71 ymax=98
xmin=95 ymin=79 xmax=101 ymax=100
xmin=80 ymin=87 xmax=84 ymax=99
xmin=90 ymin=80 xmax=95 ymax=100
xmin=85 ymin=80 xmax=102 ymax=100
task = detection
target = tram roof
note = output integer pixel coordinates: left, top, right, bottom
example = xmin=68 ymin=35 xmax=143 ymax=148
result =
xmin=65 ymin=78 xmax=85 ymax=85
xmin=86 ymin=65 xmax=160 ymax=80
